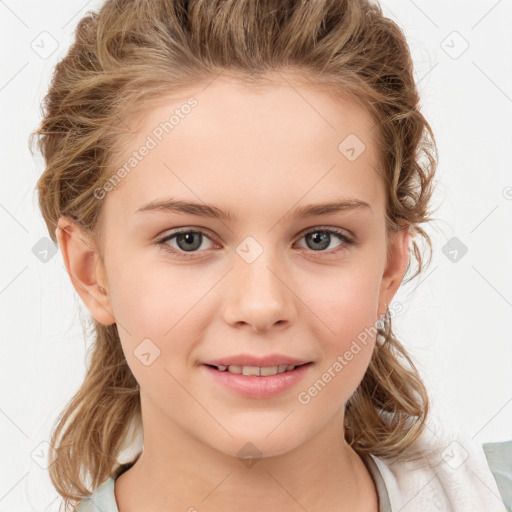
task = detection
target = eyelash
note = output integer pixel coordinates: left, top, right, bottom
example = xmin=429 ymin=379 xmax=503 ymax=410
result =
xmin=155 ymin=227 xmax=356 ymax=259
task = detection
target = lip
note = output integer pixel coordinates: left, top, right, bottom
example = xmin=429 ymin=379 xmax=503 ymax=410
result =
xmin=202 ymin=353 xmax=312 ymax=367
xmin=200 ymin=361 xmax=313 ymax=399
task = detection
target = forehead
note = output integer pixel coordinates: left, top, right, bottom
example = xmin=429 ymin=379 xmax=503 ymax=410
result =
xmin=104 ymin=73 xmax=384 ymax=220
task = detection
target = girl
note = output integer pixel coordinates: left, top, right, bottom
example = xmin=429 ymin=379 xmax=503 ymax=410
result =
xmin=32 ymin=0 xmax=510 ymax=511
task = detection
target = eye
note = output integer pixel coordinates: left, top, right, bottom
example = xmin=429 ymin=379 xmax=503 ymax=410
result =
xmin=157 ymin=228 xmax=217 ymax=257
xmin=296 ymin=227 xmax=355 ymax=254
xmin=156 ymin=226 xmax=355 ymax=259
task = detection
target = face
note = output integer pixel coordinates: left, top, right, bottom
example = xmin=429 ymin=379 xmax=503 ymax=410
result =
xmin=59 ymin=73 xmax=409 ymax=460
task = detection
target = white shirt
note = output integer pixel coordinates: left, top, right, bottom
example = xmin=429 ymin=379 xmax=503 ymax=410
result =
xmin=77 ymin=423 xmax=511 ymax=512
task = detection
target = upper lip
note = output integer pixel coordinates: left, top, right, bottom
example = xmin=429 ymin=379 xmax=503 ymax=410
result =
xmin=202 ymin=354 xmax=312 ymax=367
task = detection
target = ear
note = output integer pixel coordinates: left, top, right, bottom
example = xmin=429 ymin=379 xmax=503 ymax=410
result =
xmin=55 ymin=216 xmax=115 ymax=325
xmin=377 ymin=224 xmax=410 ymax=318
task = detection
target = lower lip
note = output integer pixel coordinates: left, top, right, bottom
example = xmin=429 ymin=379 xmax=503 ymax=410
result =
xmin=201 ymin=363 xmax=313 ymax=399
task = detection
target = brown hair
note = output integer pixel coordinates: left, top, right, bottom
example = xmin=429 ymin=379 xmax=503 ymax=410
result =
xmin=31 ymin=0 xmax=439 ymax=509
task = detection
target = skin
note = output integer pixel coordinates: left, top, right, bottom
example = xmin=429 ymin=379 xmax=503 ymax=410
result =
xmin=56 ymin=72 xmax=410 ymax=512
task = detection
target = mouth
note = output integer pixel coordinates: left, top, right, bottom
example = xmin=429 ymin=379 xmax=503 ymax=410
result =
xmin=204 ymin=362 xmax=312 ymax=376
xmin=201 ymin=361 xmax=314 ymax=398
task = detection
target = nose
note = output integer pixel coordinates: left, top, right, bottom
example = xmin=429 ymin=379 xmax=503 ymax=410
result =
xmin=222 ymin=250 xmax=296 ymax=332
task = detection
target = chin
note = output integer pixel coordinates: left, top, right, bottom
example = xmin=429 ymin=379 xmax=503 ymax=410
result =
xmin=210 ymin=430 xmax=304 ymax=463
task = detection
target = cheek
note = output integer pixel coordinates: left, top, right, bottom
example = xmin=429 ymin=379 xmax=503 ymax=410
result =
xmin=108 ymin=255 xmax=200 ymax=334
xmin=297 ymin=267 xmax=381 ymax=392
xmin=301 ymin=264 xmax=381 ymax=339
xmin=110 ymin=264 xmax=215 ymax=379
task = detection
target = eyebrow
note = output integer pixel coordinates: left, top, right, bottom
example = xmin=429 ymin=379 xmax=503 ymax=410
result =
xmin=135 ymin=197 xmax=372 ymax=221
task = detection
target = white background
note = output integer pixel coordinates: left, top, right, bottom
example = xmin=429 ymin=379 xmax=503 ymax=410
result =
xmin=1 ymin=0 xmax=511 ymax=510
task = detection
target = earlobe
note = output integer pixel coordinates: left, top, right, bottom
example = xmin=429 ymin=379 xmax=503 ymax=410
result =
xmin=378 ymin=225 xmax=410 ymax=318
xmin=55 ymin=216 xmax=116 ymax=325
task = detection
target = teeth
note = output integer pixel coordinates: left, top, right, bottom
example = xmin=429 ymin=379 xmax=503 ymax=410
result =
xmin=215 ymin=364 xmax=298 ymax=375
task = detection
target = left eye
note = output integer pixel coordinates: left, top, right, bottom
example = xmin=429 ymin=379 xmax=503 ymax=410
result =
xmin=156 ymin=227 xmax=355 ymax=258
xmin=158 ymin=229 xmax=217 ymax=254
xmin=296 ymin=229 xmax=354 ymax=252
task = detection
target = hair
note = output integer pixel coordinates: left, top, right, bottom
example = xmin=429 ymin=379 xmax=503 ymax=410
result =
xmin=31 ymin=0 xmax=439 ymax=509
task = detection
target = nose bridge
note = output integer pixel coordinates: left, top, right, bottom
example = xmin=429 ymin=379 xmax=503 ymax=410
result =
xmin=237 ymin=234 xmax=287 ymax=299
xmin=223 ymin=234 xmax=295 ymax=329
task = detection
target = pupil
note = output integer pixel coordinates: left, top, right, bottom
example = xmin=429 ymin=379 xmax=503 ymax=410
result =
xmin=308 ymin=232 xmax=329 ymax=250
xmin=178 ymin=232 xmax=201 ymax=251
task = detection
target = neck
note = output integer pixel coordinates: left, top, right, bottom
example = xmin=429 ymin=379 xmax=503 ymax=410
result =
xmin=114 ymin=409 xmax=378 ymax=512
